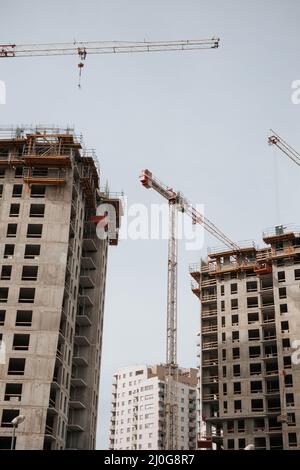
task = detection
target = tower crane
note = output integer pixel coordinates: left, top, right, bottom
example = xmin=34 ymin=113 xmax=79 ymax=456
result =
xmin=140 ymin=169 xmax=239 ymax=450
xmin=0 ymin=38 xmax=219 ymax=87
xmin=268 ymin=129 xmax=300 ymax=167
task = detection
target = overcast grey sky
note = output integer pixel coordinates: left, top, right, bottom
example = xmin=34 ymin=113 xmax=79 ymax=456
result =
xmin=1 ymin=0 xmax=300 ymax=449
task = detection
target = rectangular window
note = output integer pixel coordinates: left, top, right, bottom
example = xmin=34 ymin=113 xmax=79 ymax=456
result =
xmin=288 ymin=433 xmax=297 ymax=447
xmin=279 ymin=287 xmax=287 ymax=299
xmin=21 ymin=266 xmax=38 ymax=281
xmin=15 ymin=310 xmax=32 ymax=327
xmin=27 ymin=224 xmax=43 ymax=238
xmin=4 ymin=244 xmax=14 ymax=258
xmin=251 ymin=381 xmax=263 ymax=393
xmin=232 ymin=347 xmax=240 ymax=359
xmin=233 ymin=364 xmax=240 ymax=377
xmin=9 ymin=203 xmax=20 ymax=217
xmin=232 ymin=331 xmax=239 ymax=342
xmin=1 ymin=266 xmax=12 ymax=280
xmin=1 ymin=409 xmax=20 ymax=428
xmin=248 ymin=312 xmax=259 ymax=324
xmin=0 ymin=168 xmax=5 ymax=178
xmin=250 ymin=363 xmax=261 ymax=376
xmin=15 ymin=167 xmax=23 ymax=178
xmin=278 ymin=271 xmax=285 ymax=283
xmin=234 ymin=399 xmax=242 ymax=411
xmin=0 ymin=310 xmax=5 ymax=326
xmin=232 ymin=314 xmax=239 ymax=326
xmin=29 ymin=204 xmax=45 ymax=218
xmin=12 ymin=184 xmax=22 ymax=197
xmin=221 ymin=285 xmax=224 ymax=296
xmin=4 ymin=383 xmax=23 ymax=402
xmin=24 ymin=244 xmax=40 ymax=259
xmin=8 ymin=358 xmax=26 ymax=375
xmin=247 ymin=281 xmax=258 ymax=292
xmin=251 ymin=399 xmax=264 ymax=412
xmin=247 ymin=297 xmax=258 ymax=308
xmin=0 ymin=184 xmax=3 ymax=197
xmin=281 ymin=321 xmax=289 ymax=333
xmin=30 ymin=185 xmax=46 ymax=198
xmin=248 ymin=329 xmax=260 ymax=341
xmin=0 ymin=287 xmax=9 ymax=303
xmin=7 ymin=224 xmax=17 ymax=237
xmin=231 ymin=299 xmax=238 ymax=310
xmin=231 ymin=283 xmax=238 ymax=294
xmin=12 ymin=334 xmax=30 ymax=351
xmin=221 ymin=316 xmax=225 ymax=327
xmin=294 ymin=269 xmax=300 ymax=280
xmin=249 ymin=346 xmax=261 ymax=358
xmin=18 ymin=288 xmax=35 ymax=303
xmin=234 ymin=383 xmax=241 ymax=395
xmin=221 ymin=300 xmax=225 ymax=312
xmin=280 ymin=304 xmax=288 ymax=314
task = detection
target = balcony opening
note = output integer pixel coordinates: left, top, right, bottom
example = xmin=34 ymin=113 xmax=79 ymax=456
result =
xmin=13 ymin=334 xmax=30 ymax=351
xmin=1 ymin=265 xmax=12 ymax=280
xmin=29 ymin=204 xmax=45 ymax=218
xmin=4 ymin=244 xmax=15 ymax=258
xmin=1 ymin=409 xmax=20 ymax=428
xmin=18 ymin=287 xmax=35 ymax=303
xmin=8 ymin=358 xmax=26 ymax=376
xmin=4 ymin=383 xmax=23 ymax=402
xmin=27 ymin=224 xmax=43 ymax=238
xmin=7 ymin=223 xmax=17 ymax=237
xmin=15 ymin=310 xmax=32 ymax=327
xmin=21 ymin=266 xmax=38 ymax=281
xmin=24 ymin=244 xmax=40 ymax=259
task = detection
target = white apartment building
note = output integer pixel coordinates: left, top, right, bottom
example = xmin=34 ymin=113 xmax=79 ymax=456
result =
xmin=109 ymin=364 xmax=197 ymax=450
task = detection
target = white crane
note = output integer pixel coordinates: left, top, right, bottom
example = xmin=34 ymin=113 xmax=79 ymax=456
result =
xmin=0 ymin=38 xmax=219 ymax=58
xmin=0 ymin=38 xmax=219 ymax=87
xmin=140 ymin=169 xmax=239 ymax=449
xmin=268 ymin=129 xmax=300 ymax=167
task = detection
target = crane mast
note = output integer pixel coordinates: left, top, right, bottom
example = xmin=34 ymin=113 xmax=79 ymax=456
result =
xmin=140 ymin=169 xmax=238 ymax=450
xmin=268 ymin=129 xmax=300 ymax=167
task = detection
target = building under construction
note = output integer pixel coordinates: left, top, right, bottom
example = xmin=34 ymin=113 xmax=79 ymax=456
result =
xmin=0 ymin=127 xmax=122 ymax=449
xmin=191 ymin=225 xmax=300 ymax=450
xmin=109 ymin=365 xmax=197 ymax=450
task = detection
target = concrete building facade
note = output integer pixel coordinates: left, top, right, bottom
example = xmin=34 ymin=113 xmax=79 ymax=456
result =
xmin=190 ymin=225 xmax=300 ymax=450
xmin=109 ymin=364 xmax=197 ymax=450
xmin=0 ymin=127 xmax=121 ymax=450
